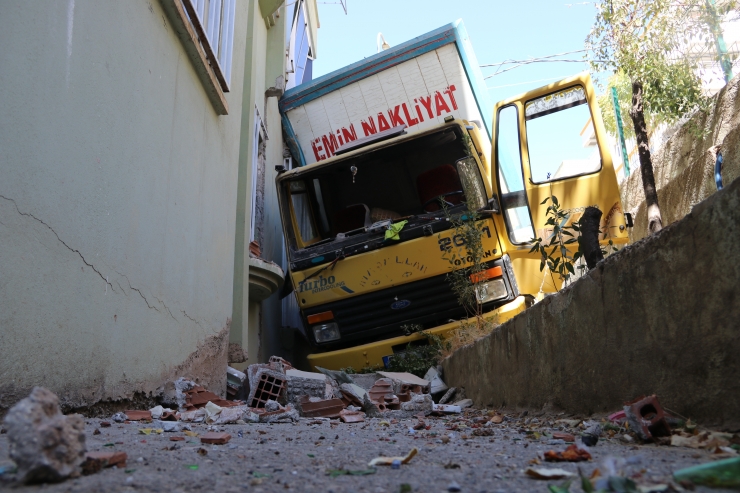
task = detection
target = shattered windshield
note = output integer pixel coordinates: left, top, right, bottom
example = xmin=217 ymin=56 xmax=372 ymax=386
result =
xmin=284 ymin=127 xmax=486 ymax=249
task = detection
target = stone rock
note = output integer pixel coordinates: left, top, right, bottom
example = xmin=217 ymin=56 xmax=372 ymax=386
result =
xmin=3 ymin=387 xmax=86 ymax=484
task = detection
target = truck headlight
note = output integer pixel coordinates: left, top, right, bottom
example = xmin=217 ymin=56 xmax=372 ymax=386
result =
xmin=313 ymin=322 xmax=340 ymax=343
xmin=475 ymin=278 xmax=507 ymax=304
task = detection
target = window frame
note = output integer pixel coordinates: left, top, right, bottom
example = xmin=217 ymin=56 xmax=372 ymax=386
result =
xmin=181 ymin=0 xmax=237 ymax=92
xmin=523 ymin=84 xmax=603 ymax=185
xmin=494 ymin=104 xmax=536 ymax=246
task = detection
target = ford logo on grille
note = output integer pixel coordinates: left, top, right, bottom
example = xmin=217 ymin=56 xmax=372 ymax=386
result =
xmin=390 ymin=299 xmax=411 ymax=310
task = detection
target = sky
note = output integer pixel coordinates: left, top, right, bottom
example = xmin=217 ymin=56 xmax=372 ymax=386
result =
xmin=311 ymin=0 xmax=602 ymax=104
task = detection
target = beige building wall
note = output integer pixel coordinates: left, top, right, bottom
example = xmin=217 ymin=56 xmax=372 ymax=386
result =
xmin=0 ymin=0 xmax=249 ymax=412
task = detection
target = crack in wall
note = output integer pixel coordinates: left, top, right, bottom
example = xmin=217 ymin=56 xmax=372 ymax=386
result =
xmin=181 ymin=310 xmax=206 ymax=331
xmin=2 ymin=194 xmax=210 ymax=330
xmin=0 ymin=195 xmax=114 ymax=291
xmin=115 ymin=271 xmax=178 ymax=323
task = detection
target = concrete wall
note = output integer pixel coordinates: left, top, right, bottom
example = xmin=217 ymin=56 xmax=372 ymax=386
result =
xmin=621 ymin=75 xmax=740 ymax=241
xmin=443 ymin=175 xmax=740 ymax=429
xmin=0 ymin=0 xmax=249 ymax=412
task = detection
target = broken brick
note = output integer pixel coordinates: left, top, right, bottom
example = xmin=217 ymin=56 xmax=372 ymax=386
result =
xmin=169 ymin=436 xmax=185 ymax=442
xmin=82 ymin=451 xmax=128 ymax=475
xmin=200 ymin=432 xmax=231 ymax=445
xmin=624 ymin=394 xmax=671 ymax=442
xmin=552 ymin=432 xmax=576 ymax=442
xmin=299 ymin=396 xmax=344 ymax=418
xmin=247 ymin=367 xmax=287 ymax=408
xmin=544 ymin=444 xmax=592 ymax=462
xmin=124 ymin=410 xmax=152 ymax=421
xmin=339 ymin=409 xmax=365 ymax=423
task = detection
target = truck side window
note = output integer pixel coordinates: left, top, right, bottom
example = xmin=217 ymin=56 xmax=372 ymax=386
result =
xmin=525 ymin=85 xmax=601 ymax=183
xmin=496 ymin=105 xmax=535 ymax=244
xmin=290 ymin=181 xmax=319 ymax=245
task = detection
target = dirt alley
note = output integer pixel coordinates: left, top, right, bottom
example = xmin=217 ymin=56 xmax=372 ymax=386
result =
xmin=1 ymin=409 xmax=736 ymax=492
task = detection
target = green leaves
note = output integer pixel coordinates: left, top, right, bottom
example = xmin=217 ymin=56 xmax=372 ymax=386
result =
xmin=529 ymin=194 xmax=589 ymax=284
xmin=588 ymin=0 xmax=715 ymax=137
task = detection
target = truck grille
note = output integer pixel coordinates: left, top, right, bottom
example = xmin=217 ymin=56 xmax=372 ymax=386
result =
xmin=303 ymin=257 xmax=515 ymax=348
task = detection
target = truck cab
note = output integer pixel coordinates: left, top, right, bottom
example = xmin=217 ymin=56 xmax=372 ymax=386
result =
xmin=277 ymin=21 xmax=629 ymax=370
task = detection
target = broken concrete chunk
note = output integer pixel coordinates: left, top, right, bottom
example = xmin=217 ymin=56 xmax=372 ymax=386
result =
xmin=315 ymin=366 xmax=355 ymax=385
xmin=452 ymin=399 xmax=473 ymax=409
xmin=400 ymin=393 xmax=433 ymax=414
xmin=226 ymin=366 xmax=247 ymax=400
xmin=438 ymin=387 xmax=457 ymax=404
xmin=286 ymin=369 xmax=328 ymax=406
xmin=340 ymin=383 xmax=368 ymax=407
xmin=433 ymin=403 xmax=461 ymax=413
xmin=378 ymin=371 xmax=430 ymax=391
xmin=174 ymin=378 xmax=197 ymax=411
xmin=112 ymin=412 xmax=128 ymax=423
xmin=178 ymin=409 xmax=206 ymax=422
xmin=362 ymin=394 xmax=382 ymax=418
xmin=3 ymin=387 xmax=87 ymax=484
xmin=200 ymin=432 xmax=231 ymax=445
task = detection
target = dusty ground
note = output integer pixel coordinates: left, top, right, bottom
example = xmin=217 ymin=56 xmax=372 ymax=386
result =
xmin=0 ymin=409 xmax=735 ymax=492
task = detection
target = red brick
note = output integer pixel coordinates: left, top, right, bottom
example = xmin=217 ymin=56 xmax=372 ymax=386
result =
xmin=200 ymin=432 xmax=231 ymax=445
xmin=124 ymin=410 xmax=152 ymax=421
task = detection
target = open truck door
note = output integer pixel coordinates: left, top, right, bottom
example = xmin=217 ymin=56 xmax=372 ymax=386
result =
xmin=491 ymin=72 xmax=629 ymax=295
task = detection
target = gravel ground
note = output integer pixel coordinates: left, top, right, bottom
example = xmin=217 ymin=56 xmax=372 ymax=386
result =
xmin=0 ymin=409 xmax=736 ymax=492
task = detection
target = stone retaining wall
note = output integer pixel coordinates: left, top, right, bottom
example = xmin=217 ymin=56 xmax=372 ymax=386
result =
xmin=443 ymin=176 xmax=740 ymax=429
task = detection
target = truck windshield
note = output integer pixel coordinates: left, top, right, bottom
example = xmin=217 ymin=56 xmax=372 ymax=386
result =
xmin=285 ymin=127 xmax=484 ymax=248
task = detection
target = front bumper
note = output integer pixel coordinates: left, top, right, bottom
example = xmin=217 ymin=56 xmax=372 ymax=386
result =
xmin=306 ymin=295 xmax=527 ymax=371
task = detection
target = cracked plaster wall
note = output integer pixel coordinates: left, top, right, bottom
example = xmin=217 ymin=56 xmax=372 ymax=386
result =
xmin=0 ymin=1 xmax=249 ymax=413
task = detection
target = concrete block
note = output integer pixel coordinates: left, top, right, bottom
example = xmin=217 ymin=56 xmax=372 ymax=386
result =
xmin=3 ymin=387 xmax=86 ymax=484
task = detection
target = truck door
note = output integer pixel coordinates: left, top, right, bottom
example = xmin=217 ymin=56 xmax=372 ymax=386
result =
xmin=491 ymin=73 xmax=629 ymax=295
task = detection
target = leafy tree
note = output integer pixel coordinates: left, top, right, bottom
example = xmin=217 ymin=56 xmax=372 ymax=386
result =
xmin=587 ymin=0 xmax=736 ymax=235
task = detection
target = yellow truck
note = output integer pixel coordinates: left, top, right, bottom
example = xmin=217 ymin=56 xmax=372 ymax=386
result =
xmin=277 ymin=21 xmax=629 ymax=370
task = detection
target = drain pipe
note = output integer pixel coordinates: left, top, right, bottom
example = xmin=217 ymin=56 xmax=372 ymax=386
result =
xmin=715 ymin=151 xmax=724 ymax=191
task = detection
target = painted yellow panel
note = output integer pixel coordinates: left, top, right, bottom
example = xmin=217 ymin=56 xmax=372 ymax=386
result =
xmin=291 ymin=218 xmax=502 ymax=309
